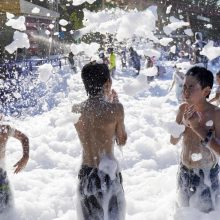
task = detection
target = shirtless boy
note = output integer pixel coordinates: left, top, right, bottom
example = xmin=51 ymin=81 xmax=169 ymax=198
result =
xmin=0 ymin=119 xmax=29 ymax=213
xmin=170 ymin=66 xmax=220 ymax=212
xmin=72 ymin=62 xmax=127 ymax=220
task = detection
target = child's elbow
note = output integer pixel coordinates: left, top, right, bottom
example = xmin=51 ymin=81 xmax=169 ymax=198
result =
xmin=22 ymin=136 xmax=29 ymax=145
xmin=170 ymin=136 xmax=179 ymax=145
xmin=117 ymin=133 xmax=127 ymax=146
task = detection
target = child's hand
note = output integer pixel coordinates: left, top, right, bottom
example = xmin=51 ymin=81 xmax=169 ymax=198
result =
xmin=108 ymin=89 xmax=119 ymax=103
xmin=13 ymin=155 xmax=29 ymax=174
xmin=183 ymin=105 xmax=201 ymax=129
xmin=111 ymin=89 xmax=119 ymax=103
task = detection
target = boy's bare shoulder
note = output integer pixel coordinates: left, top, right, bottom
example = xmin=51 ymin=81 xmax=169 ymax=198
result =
xmin=178 ymin=102 xmax=188 ymax=112
xmin=110 ymin=101 xmax=123 ymax=109
xmin=111 ymin=102 xmax=124 ymax=117
xmin=72 ymin=104 xmax=80 ymax=113
xmin=72 ymin=102 xmax=85 ymax=114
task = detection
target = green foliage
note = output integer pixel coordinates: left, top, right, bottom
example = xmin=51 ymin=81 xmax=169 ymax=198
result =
xmin=0 ymin=26 xmax=14 ymax=48
xmin=82 ymin=32 xmax=104 ymax=44
xmin=70 ymin=11 xmax=84 ymax=30
xmin=83 ymin=0 xmax=116 ymax=11
xmin=0 ymin=26 xmax=15 ymax=63
xmin=62 ymin=0 xmax=117 ymax=28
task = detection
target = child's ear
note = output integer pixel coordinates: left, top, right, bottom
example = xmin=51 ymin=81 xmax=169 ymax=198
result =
xmin=203 ymin=86 xmax=211 ymax=97
xmin=103 ymin=79 xmax=111 ymax=93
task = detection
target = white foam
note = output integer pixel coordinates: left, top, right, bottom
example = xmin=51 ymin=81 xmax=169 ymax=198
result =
xmin=206 ymin=120 xmax=213 ymax=127
xmin=37 ymin=64 xmax=54 ymax=82
xmin=98 ymin=156 xmax=118 ymax=181
xmin=191 ymin=153 xmax=202 ymax=161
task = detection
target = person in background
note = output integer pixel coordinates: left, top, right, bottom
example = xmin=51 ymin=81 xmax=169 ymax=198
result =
xmin=99 ymin=50 xmax=109 ymax=65
xmin=209 ymin=71 xmax=220 ymax=106
xmin=178 ymin=50 xmax=187 ymax=63
xmin=68 ymin=52 xmax=76 ymax=73
xmin=121 ymin=49 xmax=127 ymax=69
xmin=168 ymin=65 xmax=185 ymax=103
xmin=108 ymin=48 xmax=116 ymax=77
xmin=129 ymin=47 xmax=141 ymax=76
xmin=145 ymin=56 xmax=154 ymax=82
xmin=191 ymin=32 xmax=208 ymax=68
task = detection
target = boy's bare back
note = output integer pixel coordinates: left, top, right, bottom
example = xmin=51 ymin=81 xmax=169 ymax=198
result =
xmin=73 ymin=98 xmax=127 ymax=167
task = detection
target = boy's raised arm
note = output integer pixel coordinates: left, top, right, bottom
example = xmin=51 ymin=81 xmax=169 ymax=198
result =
xmin=11 ymin=128 xmax=29 ymax=173
xmin=115 ymin=103 xmax=127 ymax=146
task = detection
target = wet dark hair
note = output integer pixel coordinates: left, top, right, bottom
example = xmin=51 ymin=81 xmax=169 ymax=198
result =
xmin=81 ymin=62 xmax=110 ymax=97
xmin=186 ymin=66 xmax=213 ymax=98
xmin=107 ymin=48 xmax=113 ymax=54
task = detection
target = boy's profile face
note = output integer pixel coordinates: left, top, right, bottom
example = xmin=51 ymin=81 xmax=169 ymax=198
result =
xmin=183 ymin=75 xmax=208 ymax=104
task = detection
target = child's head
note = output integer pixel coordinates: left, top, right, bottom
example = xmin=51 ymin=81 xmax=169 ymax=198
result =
xmin=81 ymin=62 xmax=110 ymax=97
xmin=107 ymin=48 xmax=113 ymax=54
xmin=99 ymin=51 xmax=105 ymax=59
xmin=129 ymin=47 xmax=133 ymax=52
xmin=184 ymin=66 xmax=213 ymax=101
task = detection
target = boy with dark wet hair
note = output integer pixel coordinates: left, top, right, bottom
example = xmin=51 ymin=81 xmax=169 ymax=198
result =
xmin=170 ymin=66 xmax=220 ymax=212
xmin=72 ymin=62 xmax=127 ymax=220
xmin=0 ymin=118 xmax=29 ymax=213
xmin=81 ymin=63 xmax=110 ymax=96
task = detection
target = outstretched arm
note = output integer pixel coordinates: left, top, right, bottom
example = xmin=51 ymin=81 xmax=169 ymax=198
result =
xmin=10 ymin=128 xmax=29 ymax=173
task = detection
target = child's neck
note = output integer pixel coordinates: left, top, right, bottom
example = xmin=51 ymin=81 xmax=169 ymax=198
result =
xmin=89 ymin=94 xmax=104 ymax=99
xmin=194 ymin=100 xmax=209 ymax=112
